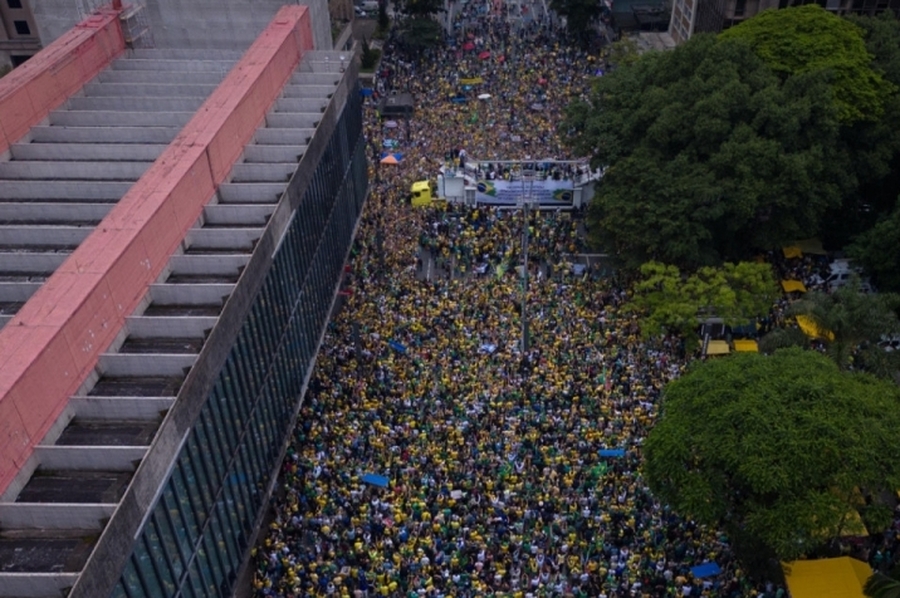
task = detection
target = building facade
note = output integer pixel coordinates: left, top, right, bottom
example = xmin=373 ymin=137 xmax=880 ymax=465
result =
xmin=0 ymin=0 xmax=335 ymax=69
xmin=0 ymin=5 xmax=368 ymax=598
xmin=669 ymin=0 xmax=900 ymax=44
xmin=94 ymin=85 xmax=368 ymax=598
xmin=0 ymin=0 xmax=41 ymax=69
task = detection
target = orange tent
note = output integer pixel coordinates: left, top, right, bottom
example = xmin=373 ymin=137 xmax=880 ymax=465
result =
xmin=380 ymin=154 xmax=399 ymax=165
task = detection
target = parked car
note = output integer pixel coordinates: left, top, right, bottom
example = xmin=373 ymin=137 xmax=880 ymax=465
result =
xmin=878 ymin=335 xmax=900 ymax=352
xmin=824 ymin=260 xmax=874 ymax=293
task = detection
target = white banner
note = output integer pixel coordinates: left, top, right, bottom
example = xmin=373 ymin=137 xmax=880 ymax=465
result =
xmin=474 ymin=179 xmax=574 ymax=205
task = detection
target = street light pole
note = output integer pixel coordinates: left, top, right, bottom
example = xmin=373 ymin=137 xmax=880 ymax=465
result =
xmin=520 ymin=165 xmax=534 ymax=355
xmin=521 ymin=198 xmax=529 ymax=354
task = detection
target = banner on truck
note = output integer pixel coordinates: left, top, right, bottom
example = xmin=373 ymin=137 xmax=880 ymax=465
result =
xmin=474 ymin=179 xmax=574 ymax=205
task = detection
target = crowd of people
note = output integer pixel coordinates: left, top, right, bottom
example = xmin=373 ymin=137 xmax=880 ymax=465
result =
xmin=252 ymin=4 xmax=790 ymax=597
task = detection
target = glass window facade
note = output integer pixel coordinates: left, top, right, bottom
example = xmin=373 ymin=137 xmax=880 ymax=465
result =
xmin=114 ymin=87 xmax=366 ymax=598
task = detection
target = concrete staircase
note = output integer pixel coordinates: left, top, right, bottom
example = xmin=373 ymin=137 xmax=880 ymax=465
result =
xmin=0 ymin=53 xmax=344 ymax=598
xmin=0 ymin=49 xmax=242 ymax=329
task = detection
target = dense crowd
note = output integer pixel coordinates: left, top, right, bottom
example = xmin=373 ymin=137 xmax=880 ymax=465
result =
xmin=252 ymin=4 xmax=790 ymax=597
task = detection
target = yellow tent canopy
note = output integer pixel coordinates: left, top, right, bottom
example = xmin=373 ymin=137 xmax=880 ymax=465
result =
xmin=783 ymin=557 xmax=872 ymax=598
xmin=733 ymin=339 xmax=758 ymax=352
xmin=706 ymin=340 xmax=730 ymax=356
xmin=782 ymin=239 xmax=827 ymax=258
xmin=783 ymin=246 xmax=803 ymax=259
xmin=839 ymin=508 xmax=869 ymax=538
xmin=814 ymin=488 xmax=869 ymax=539
xmin=796 ymin=314 xmax=835 ymax=341
xmin=781 ymin=279 xmax=807 ymax=294
xmin=795 ymin=238 xmax=828 ymax=255
xmin=836 ymin=488 xmax=868 ymax=538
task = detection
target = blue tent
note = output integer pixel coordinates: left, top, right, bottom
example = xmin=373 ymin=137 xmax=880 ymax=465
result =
xmin=730 ymin=322 xmax=758 ymax=337
xmin=691 ymin=562 xmax=721 ymax=578
xmin=598 ymin=448 xmax=626 ymax=458
xmin=361 ymin=473 xmax=390 ymax=488
xmin=360 ymin=88 xmax=375 ymax=97
xmin=388 ymin=340 xmax=407 ymax=354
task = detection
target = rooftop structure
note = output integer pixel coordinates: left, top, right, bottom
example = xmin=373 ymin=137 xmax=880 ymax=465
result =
xmin=0 ymin=0 xmax=334 ymax=70
xmin=669 ymin=0 xmax=900 ymax=44
xmin=0 ymin=4 xmax=367 ymax=597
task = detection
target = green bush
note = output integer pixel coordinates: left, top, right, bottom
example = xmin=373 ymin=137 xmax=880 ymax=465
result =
xmin=378 ymin=2 xmax=390 ymax=32
xmin=361 ymin=40 xmax=381 ymax=71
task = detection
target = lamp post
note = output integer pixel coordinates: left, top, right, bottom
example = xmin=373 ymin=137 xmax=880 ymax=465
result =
xmin=520 ymin=165 xmax=535 ymax=354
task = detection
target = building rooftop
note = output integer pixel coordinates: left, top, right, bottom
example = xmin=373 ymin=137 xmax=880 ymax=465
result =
xmin=0 ymin=7 xmax=353 ymax=594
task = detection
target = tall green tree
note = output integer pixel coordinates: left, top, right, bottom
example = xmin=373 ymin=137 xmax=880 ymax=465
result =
xmin=785 ymin=279 xmax=900 ymax=370
xmin=629 ymin=260 xmax=777 ymax=347
xmin=378 ymin=1 xmax=390 ymax=33
xmin=850 ymin=12 xmax=900 ymax=86
xmin=645 ymin=348 xmax=900 ymax=565
xmin=865 ymin=566 xmax=900 ymax=598
xmin=549 ymin=0 xmax=602 ymax=46
xmin=817 ymin=12 xmax=900 ymax=247
xmin=848 ymin=199 xmax=900 ymax=292
xmin=720 ymin=5 xmax=895 ymax=124
xmin=397 ymin=0 xmax=443 ymax=16
xmin=400 ymin=17 xmax=443 ymax=53
xmin=566 ymin=34 xmax=849 ymax=267
xmin=605 ymin=36 xmax=641 ymax=70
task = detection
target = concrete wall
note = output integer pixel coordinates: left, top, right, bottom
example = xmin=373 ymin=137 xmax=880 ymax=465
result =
xmin=0 ymin=8 xmax=124 ymax=155
xmin=70 ymin=41 xmax=364 ymax=598
xmin=32 ymin=0 xmax=332 ymax=53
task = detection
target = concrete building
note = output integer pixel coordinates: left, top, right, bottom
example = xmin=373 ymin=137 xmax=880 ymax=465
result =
xmin=0 ymin=0 xmax=41 ymax=69
xmin=669 ymin=0 xmax=900 ymax=44
xmin=0 ymin=0 xmax=334 ymax=70
xmin=0 ymin=3 xmax=367 ymax=598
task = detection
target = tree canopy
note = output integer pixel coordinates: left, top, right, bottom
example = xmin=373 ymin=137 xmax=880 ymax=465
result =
xmin=864 ymin=566 xmax=900 ymax=598
xmin=629 ymin=260 xmax=777 ymax=346
xmin=720 ymin=5 xmax=894 ymax=123
xmin=549 ymin=0 xmax=602 ymax=46
xmin=397 ymin=0 xmax=443 ymax=17
xmin=399 ymin=17 xmax=443 ymax=53
xmin=776 ymin=278 xmax=900 ymax=372
xmin=836 ymin=14 xmax=900 ymax=268
xmin=848 ymin=199 xmax=900 ymax=292
xmin=566 ymin=34 xmax=849 ymax=267
xmin=644 ymin=348 xmax=900 ymax=564
xmin=566 ymin=8 xmax=900 ymax=271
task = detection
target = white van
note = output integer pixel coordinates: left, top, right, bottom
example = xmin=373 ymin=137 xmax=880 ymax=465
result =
xmin=879 ymin=335 xmax=900 ymax=352
xmin=824 ymin=260 xmax=874 ymax=293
